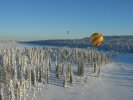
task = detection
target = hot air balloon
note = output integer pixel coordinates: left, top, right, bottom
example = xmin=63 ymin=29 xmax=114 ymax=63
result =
xmin=90 ymin=33 xmax=103 ymax=47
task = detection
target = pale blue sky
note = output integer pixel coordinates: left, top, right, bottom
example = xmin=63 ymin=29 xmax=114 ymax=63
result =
xmin=0 ymin=0 xmax=133 ymax=40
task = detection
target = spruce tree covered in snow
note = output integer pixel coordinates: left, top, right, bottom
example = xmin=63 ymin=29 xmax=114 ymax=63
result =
xmin=93 ymin=58 xmax=97 ymax=73
xmin=48 ymin=58 xmax=51 ymax=71
xmin=0 ymin=82 xmax=4 ymax=100
xmin=63 ymin=73 xmax=67 ymax=88
xmin=47 ymin=67 xmax=49 ymax=84
xmin=66 ymin=63 xmax=72 ymax=78
xmin=78 ymin=60 xmax=84 ymax=76
xmin=61 ymin=64 xmax=64 ymax=75
xmin=69 ymin=71 xmax=73 ymax=85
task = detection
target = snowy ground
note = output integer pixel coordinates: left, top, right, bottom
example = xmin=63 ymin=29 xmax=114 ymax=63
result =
xmin=26 ymin=53 xmax=133 ymax=100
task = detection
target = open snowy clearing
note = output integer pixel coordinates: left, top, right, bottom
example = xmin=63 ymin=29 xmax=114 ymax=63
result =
xmin=26 ymin=53 xmax=133 ymax=100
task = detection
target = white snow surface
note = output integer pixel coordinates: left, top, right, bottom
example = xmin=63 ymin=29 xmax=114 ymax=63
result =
xmin=26 ymin=53 xmax=133 ymax=100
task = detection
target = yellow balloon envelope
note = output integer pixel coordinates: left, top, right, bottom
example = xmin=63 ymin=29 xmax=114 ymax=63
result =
xmin=90 ymin=33 xmax=103 ymax=47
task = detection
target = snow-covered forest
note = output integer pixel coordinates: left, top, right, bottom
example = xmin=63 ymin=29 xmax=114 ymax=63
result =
xmin=0 ymin=36 xmax=133 ymax=100
xmin=20 ymin=35 xmax=133 ymax=53
xmin=0 ymin=45 xmax=111 ymax=100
